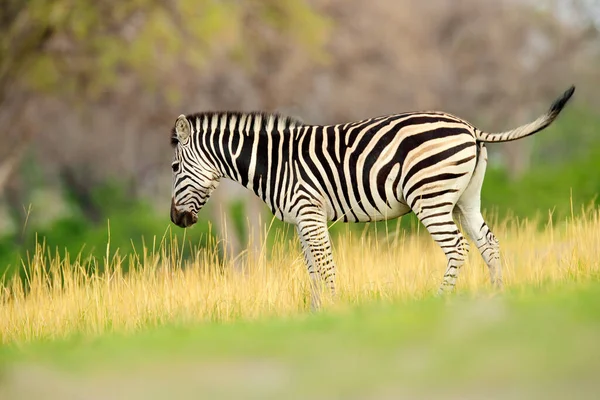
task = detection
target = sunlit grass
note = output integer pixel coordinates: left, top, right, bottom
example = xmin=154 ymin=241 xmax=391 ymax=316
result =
xmin=1 ymin=206 xmax=599 ymax=345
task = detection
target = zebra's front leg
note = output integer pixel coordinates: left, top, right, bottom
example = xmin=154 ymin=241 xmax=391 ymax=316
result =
xmin=296 ymin=217 xmax=336 ymax=311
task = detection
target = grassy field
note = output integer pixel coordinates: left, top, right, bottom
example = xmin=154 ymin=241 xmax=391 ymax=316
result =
xmin=0 ymin=208 xmax=599 ymax=399
xmin=1 ymin=281 xmax=600 ymax=399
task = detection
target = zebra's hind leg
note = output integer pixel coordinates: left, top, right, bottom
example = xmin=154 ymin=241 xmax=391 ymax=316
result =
xmin=418 ymin=203 xmax=470 ymax=295
xmin=454 ymin=208 xmax=502 ymax=290
xmin=296 ymin=215 xmax=337 ymax=311
xmin=454 ymin=143 xmax=503 ymax=290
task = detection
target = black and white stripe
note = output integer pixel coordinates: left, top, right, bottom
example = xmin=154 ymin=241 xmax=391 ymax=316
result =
xmin=170 ymin=85 xmax=575 ymax=309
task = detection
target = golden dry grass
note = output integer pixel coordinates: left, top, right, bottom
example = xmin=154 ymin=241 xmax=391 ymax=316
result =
xmin=1 ymin=208 xmax=599 ymax=345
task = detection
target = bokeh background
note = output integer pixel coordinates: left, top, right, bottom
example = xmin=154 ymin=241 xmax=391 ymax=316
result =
xmin=1 ymin=0 xmax=599 ymax=274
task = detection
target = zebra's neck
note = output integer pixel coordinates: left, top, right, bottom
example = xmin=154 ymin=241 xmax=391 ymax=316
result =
xmin=189 ymin=111 xmax=305 ymax=204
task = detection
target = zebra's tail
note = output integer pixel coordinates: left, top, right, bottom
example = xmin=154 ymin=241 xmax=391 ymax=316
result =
xmin=474 ymin=85 xmax=575 ymax=143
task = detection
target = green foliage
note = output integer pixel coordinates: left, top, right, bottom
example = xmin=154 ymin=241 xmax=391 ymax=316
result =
xmin=0 ymin=182 xmax=215 ymax=280
xmin=256 ymin=0 xmax=332 ymax=61
xmin=529 ymin=105 xmax=600 ymax=167
xmin=481 ymin=149 xmax=600 ymax=223
xmin=1 ymin=0 xmax=331 ymax=100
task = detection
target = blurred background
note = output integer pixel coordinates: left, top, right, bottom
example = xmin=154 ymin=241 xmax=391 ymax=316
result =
xmin=1 ymin=0 xmax=599 ymax=275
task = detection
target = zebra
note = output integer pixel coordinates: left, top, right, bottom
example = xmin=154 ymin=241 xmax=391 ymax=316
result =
xmin=169 ymin=85 xmax=575 ymax=309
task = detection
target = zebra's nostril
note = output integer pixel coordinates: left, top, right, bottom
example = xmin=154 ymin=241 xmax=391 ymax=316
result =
xmin=178 ymin=212 xmax=197 ymax=227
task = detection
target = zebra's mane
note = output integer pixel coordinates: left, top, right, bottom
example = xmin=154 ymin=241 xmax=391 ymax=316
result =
xmin=191 ymin=111 xmax=304 ymax=130
xmin=171 ymin=111 xmax=305 ymax=147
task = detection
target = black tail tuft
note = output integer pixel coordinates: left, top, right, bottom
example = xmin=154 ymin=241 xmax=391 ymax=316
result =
xmin=549 ymin=85 xmax=576 ymax=116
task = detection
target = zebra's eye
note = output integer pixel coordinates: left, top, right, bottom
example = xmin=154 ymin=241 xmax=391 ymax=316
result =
xmin=172 ymin=162 xmax=180 ymax=173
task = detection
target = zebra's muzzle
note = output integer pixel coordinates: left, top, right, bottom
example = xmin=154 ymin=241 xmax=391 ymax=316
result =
xmin=170 ymin=199 xmax=198 ymax=228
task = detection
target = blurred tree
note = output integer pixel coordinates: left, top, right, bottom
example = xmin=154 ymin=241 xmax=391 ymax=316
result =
xmin=310 ymin=0 xmax=599 ymax=179
xmin=1 ymin=0 xmax=598 ymax=259
xmin=0 ymin=0 xmax=330 ymax=231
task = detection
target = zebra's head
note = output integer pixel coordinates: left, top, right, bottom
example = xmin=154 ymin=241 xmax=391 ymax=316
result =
xmin=170 ymin=114 xmax=221 ymax=228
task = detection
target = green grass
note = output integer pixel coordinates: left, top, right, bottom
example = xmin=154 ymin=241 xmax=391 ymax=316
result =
xmin=1 ymin=280 xmax=600 ymax=400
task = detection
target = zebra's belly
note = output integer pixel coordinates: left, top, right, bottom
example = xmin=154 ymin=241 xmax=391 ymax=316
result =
xmin=326 ymin=197 xmax=412 ymax=223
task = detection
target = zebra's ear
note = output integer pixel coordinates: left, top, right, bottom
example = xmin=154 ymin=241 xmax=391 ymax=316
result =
xmin=175 ymin=115 xmax=191 ymax=142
